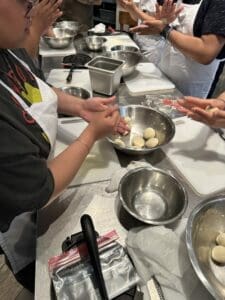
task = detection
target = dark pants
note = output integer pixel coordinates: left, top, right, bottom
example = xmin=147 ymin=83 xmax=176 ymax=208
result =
xmin=0 ymin=247 xmax=35 ymax=293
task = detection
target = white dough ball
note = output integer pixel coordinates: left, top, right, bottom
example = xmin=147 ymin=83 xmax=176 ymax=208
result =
xmin=132 ymin=136 xmax=145 ymax=148
xmin=143 ymin=127 xmax=156 ymax=140
xmin=145 ymin=137 xmax=159 ymax=148
xmin=124 ymin=116 xmax=131 ymax=124
xmin=216 ymin=232 xmax=225 ymax=247
xmin=211 ymin=245 xmax=225 ymax=264
xmin=114 ymin=138 xmax=125 ymax=148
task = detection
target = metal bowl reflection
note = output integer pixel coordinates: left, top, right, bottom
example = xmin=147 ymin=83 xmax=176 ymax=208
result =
xmin=61 ymin=86 xmax=90 ymax=99
xmin=111 ymin=45 xmax=139 ymax=53
xmin=85 ymin=36 xmax=107 ymax=51
xmin=106 ymin=50 xmax=141 ymax=77
xmin=107 ymin=105 xmax=175 ymax=155
xmin=54 ymin=21 xmax=80 ymax=35
xmin=186 ymin=197 xmax=225 ymax=300
xmin=43 ymin=28 xmax=75 ymax=49
xmin=119 ymin=167 xmax=187 ymax=225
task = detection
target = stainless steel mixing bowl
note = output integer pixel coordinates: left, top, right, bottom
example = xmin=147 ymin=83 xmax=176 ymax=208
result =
xmin=43 ymin=28 xmax=75 ymax=49
xmin=85 ymin=36 xmax=107 ymax=51
xmin=54 ymin=21 xmax=80 ymax=35
xmin=106 ymin=50 xmax=141 ymax=77
xmin=107 ymin=105 xmax=175 ymax=155
xmin=119 ymin=167 xmax=187 ymax=225
xmin=111 ymin=45 xmax=139 ymax=52
xmin=186 ymin=197 xmax=225 ymax=300
xmin=61 ymin=86 xmax=90 ymax=99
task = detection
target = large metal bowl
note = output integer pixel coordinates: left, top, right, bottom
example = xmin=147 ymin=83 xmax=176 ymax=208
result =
xmin=111 ymin=45 xmax=139 ymax=53
xmin=85 ymin=36 xmax=107 ymax=51
xmin=106 ymin=51 xmax=141 ymax=77
xmin=186 ymin=197 xmax=225 ymax=300
xmin=119 ymin=167 xmax=187 ymax=225
xmin=107 ymin=105 xmax=175 ymax=155
xmin=61 ymin=86 xmax=90 ymax=99
xmin=43 ymin=28 xmax=75 ymax=49
xmin=54 ymin=21 xmax=80 ymax=35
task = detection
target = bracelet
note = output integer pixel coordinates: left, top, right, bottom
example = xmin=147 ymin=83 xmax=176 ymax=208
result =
xmin=160 ymin=25 xmax=174 ymax=40
xmin=77 ymin=138 xmax=90 ymax=153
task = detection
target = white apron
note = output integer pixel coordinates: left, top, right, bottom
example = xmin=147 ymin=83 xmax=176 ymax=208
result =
xmin=0 ymin=50 xmax=58 ymax=273
xmin=158 ymin=1 xmax=220 ymax=98
xmin=134 ymin=0 xmax=166 ymax=64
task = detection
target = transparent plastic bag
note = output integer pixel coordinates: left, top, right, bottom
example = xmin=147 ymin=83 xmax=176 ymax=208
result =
xmin=49 ymin=231 xmax=140 ymax=300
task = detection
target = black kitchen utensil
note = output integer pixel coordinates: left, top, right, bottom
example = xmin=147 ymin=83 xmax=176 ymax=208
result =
xmin=81 ymin=214 xmax=109 ymax=300
xmin=63 ymin=53 xmax=91 ymax=68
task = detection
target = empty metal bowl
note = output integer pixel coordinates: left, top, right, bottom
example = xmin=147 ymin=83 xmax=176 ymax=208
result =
xmin=107 ymin=105 xmax=175 ymax=155
xmin=106 ymin=51 xmax=141 ymax=77
xmin=186 ymin=197 xmax=225 ymax=300
xmin=54 ymin=21 xmax=80 ymax=35
xmin=119 ymin=167 xmax=187 ymax=225
xmin=43 ymin=28 xmax=75 ymax=49
xmin=85 ymin=36 xmax=107 ymax=51
xmin=111 ymin=45 xmax=139 ymax=53
xmin=61 ymin=86 xmax=90 ymax=99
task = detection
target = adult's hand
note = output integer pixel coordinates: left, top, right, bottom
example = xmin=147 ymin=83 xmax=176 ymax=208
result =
xmin=88 ymin=107 xmax=120 ymax=140
xmin=176 ymin=96 xmax=225 ymax=128
xmin=117 ymin=0 xmax=136 ymax=14
xmin=130 ymin=19 xmax=163 ymax=35
xmin=32 ymin=0 xmax=63 ymax=36
xmin=155 ymin=0 xmax=183 ymax=24
xmin=80 ymin=96 xmax=129 ymax=135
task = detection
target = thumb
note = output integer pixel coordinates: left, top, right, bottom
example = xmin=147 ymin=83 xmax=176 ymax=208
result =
xmin=100 ymin=96 xmax=116 ymax=107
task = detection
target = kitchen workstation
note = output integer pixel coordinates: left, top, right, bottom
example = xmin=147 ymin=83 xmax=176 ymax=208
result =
xmin=35 ymin=22 xmax=225 ymax=300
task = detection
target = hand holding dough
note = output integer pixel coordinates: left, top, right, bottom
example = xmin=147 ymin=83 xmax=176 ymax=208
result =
xmin=211 ymin=245 xmax=225 ymax=264
xmin=132 ymin=136 xmax=145 ymax=148
xmin=143 ymin=127 xmax=156 ymax=139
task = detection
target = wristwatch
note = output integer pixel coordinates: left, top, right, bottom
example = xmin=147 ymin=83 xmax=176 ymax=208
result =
xmin=160 ymin=25 xmax=174 ymax=40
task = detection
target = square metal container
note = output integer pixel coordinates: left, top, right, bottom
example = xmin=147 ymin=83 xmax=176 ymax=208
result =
xmin=85 ymin=56 xmax=124 ymax=95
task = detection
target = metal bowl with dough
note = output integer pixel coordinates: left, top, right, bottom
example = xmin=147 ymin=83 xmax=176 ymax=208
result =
xmin=186 ymin=197 xmax=225 ymax=300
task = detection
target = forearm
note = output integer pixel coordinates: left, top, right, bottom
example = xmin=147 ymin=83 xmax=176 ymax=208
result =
xmin=168 ymin=30 xmax=225 ymax=65
xmin=53 ymin=87 xmax=84 ymax=117
xmin=48 ymin=125 xmax=96 ymax=199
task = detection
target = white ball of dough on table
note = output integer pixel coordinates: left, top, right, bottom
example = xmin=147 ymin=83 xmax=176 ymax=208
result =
xmin=216 ymin=232 xmax=225 ymax=247
xmin=132 ymin=136 xmax=145 ymax=148
xmin=145 ymin=137 xmax=159 ymax=148
xmin=211 ymin=245 xmax=225 ymax=264
xmin=114 ymin=138 xmax=125 ymax=148
xmin=143 ymin=127 xmax=156 ymax=139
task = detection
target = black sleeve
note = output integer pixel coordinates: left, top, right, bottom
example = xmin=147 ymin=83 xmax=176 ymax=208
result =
xmin=194 ymin=0 xmax=225 ymax=59
xmin=194 ymin=0 xmax=225 ymax=37
xmin=0 ymin=119 xmax=55 ymax=232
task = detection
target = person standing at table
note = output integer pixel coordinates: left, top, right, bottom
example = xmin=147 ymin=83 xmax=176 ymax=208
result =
xmin=118 ymin=0 xmax=225 ymax=98
xmin=0 ymin=0 xmax=127 ymax=293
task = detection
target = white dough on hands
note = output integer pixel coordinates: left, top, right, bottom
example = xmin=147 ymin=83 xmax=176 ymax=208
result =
xmin=143 ymin=127 xmax=156 ymax=139
xmin=145 ymin=137 xmax=159 ymax=148
xmin=132 ymin=136 xmax=145 ymax=148
xmin=211 ymin=245 xmax=225 ymax=264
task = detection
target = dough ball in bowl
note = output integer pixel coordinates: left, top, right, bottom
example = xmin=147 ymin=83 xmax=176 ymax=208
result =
xmin=143 ymin=127 xmax=156 ymax=140
xmin=216 ymin=232 xmax=225 ymax=247
xmin=145 ymin=137 xmax=159 ymax=148
xmin=211 ymin=245 xmax=225 ymax=264
xmin=114 ymin=138 xmax=126 ymax=148
xmin=132 ymin=136 xmax=145 ymax=148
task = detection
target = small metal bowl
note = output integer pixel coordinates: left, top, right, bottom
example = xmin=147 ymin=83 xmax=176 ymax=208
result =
xmin=61 ymin=86 xmax=90 ymax=99
xmin=106 ymin=51 xmax=141 ymax=77
xmin=43 ymin=28 xmax=75 ymax=49
xmin=186 ymin=197 xmax=225 ymax=300
xmin=85 ymin=36 xmax=107 ymax=51
xmin=111 ymin=45 xmax=139 ymax=53
xmin=119 ymin=167 xmax=187 ymax=225
xmin=107 ymin=105 xmax=175 ymax=155
xmin=54 ymin=21 xmax=80 ymax=35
